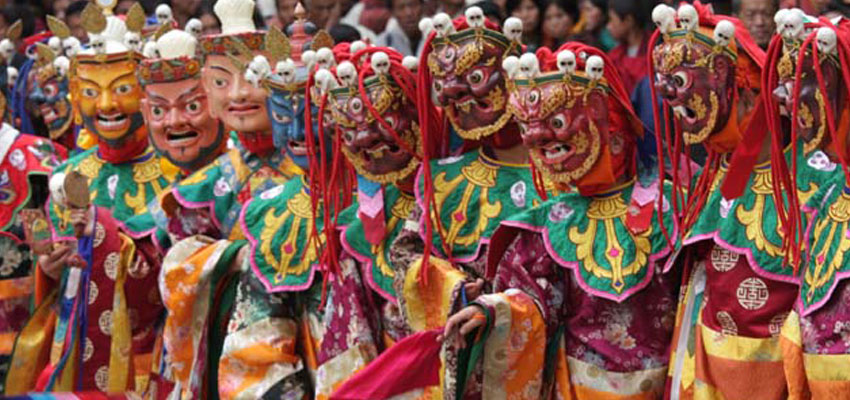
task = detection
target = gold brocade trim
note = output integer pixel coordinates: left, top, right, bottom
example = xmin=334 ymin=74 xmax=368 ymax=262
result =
xmin=403 ymin=256 xmax=466 ymax=331
xmin=454 ymin=41 xmax=483 ymax=77
xmin=531 ymin=121 xmax=602 ymax=185
xmin=178 ymin=164 xmax=212 ymax=186
xmin=258 ymin=188 xmax=321 ymax=283
xmin=107 ymin=233 xmax=133 ymax=392
xmin=286 ymin=188 xmax=313 ymax=218
xmin=569 ymin=193 xmax=651 ymax=293
xmin=427 ymin=52 xmax=444 ymax=77
xmin=370 ymin=193 xmax=415 ymax=278
xmin=460 ymin=158 xmax=498 ymax=188
xmin=683 ymin=92 xmax=719 ymax=145
xmin=805 ymin=192 xmax=850 ymax=302
xmin=339 ymin=124 xmax=421 ymax=184
xmin=392 ymin=192 xmax=415 ymax=219
xmin=432 ymin=158 xmax=501 ymax=249
xmin=445 ymin=86 xmax=512 ymax=140
xmin=132 ymin=154 xmax=163 ymax=183
xmin=804 ymin=90 xmax=827 ymax=154
xmin=541 ymin=85 xmax=569 ymax=119
xmin=79 ymin=155 xmax=103 ymax=179
xmin=729 ymin=165 xmax=785 ymax=258
xmin=777 ymin=50 xmax=794 ymax=80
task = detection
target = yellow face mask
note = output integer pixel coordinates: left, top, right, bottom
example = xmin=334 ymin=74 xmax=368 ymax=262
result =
xmin=71 ymin=59 xmax=145 ymax=143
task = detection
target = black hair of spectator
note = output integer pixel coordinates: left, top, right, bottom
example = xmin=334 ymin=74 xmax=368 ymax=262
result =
xmin=65 ymin=0 xmax=89 ymax=18
xmin=731 ymin=0 xmax=779 ymax=13
xmin=467 ymin=1 xmax=505 ymax=22
xmin=385 ymin=0 xmax=424 ymax=9
xmin=550 ymin=0 xmax=579 ymax=22
xmin=506 ymin=0 xmax=546 ymax=17
xmin=589 ymin=0 xmax=606 ymax=13
xmin=608 ymin=0 xmax=653 ymax=31
xmin=253 ymin=7 xmax=265 ymax=29
xmin=826 ymin=0 xmax=850 ymax=17
xmin=2 ymin=4 xmax=36 ymax=38
xmin=330 ymin=23 xmax=361 ymax=43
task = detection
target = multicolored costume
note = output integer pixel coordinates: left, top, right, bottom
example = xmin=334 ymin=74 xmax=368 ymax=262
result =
xmin=443 ymin=42 xmax=677 ymax=399
xmin=44 ymin=2 xmax=175 ymax=243
xmin=122 ymin=26 xmax=228 ymax=255
xmin=769 ymin=14 xmax=850 ymax=399
xmin=6 ymin=2 xmax=167 ymax=394
xmin=305 ymin=44 xmax=444 ymax=396
xmin=160 ymin=0 xmax=304 ymax=240
xmin=647 ymin=3 xmax=812 ymax=399
xmin=157 ymin=1 xmax=332 ymax=397
xmin=389 ymin=9 xmax=532 ymax=282
xmin=0 ymin=56 xmax=66 ymax=392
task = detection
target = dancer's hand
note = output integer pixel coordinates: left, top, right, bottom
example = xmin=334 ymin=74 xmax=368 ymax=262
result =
xmin=69 ymin=205 xmax=95 ymax=237
xmin=39 ymin=242 xmax=73 ymax=280
xmin=464 ymin=278 xmax=485 ymax=301
xmin=438 ymin=306 xmax=487 ymax=349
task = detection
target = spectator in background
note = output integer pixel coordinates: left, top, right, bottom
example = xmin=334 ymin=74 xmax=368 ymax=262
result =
xmin=275 ymin=0 xmax=299 ymax=28
xmin=46 ymin=0 xmax=71 ymax=19
xmin=805 ymin=0 xmax=832 ymax=15
xmin=306 ymin=0 xmax=339 ymax=29
xmin=64 ymin=1 xmax=88 ymax=42
xmin=199 ymin=8 xmax=221 ymax=35
xmin=116 ymin=0 xmax=136 ymax=15
xmin=578 ymin=0 xmax=615 ymax=50
xmin=490 ymin=0 xmax=508 ymax=16
xmin=0 ymin=4 xmax=35 ymax=67
xmin=824 ymin=0 xmax=850 ymax=18
xmin=170 ymin=0 xmax=203 ymax=28
xmin=734 ymin=0 xmax=776 ymax=49
xmin=436 ymin=0 xmax=465 ymax=17
xmin=469 ymin=0 xmax=505 ymax=21
xmin=606 ymin=0 xmax=651 ymax=95
xmin=330 ymin=23 xmax=362 ymax=43
xmin=507 ymin=0 xmax=543 ymax=51
xmin=359 ymin=1 xmax=392 ymax=36
xmin=541 ymin=0 xmax=578 ymax=50
xmin=378 ymin=0 xmax=425 ymax=56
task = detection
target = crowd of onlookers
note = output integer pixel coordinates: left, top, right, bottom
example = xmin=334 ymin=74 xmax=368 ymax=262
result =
xmin=0 ymin=0 xmax=849 ymax=99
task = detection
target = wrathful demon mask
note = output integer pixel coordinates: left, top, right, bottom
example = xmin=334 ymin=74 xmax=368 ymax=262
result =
xmin=423 ymin=11 xmax=522 ymax=140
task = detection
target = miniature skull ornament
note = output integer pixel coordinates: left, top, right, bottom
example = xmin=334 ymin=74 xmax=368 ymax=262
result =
xmin=557 ymin=50 xmax=577 ymax=74
xmin=585 ymin=55 xmax=604 ymax=81
xmin=48 ymin=37 xmax=62 ymax=55
xmin=336 ymin=61 xmax=357 ymax=86
xmin=124 ymin=32 xmax=142 ymax=52
xmin=502 ymin=55 xmax=520 ymax=79
xmin=503 ymin=17 xmax=523 ymax=42
xmin=652 ymin=4 xmax=677 ymax=34
xmin=677 ymin=4 xmax=699 ymax=31
xmin=185 ymin=18 xmax=202 ymax=38
xmin=432 ymin=13 xmax=455 ymax=37
xmin=713 ymin=20 xmax=735 ymax=47
xmin=371 ymin=51 xmax=390 ymax=75
xmin=465 ymin=6 xmax=485 ymax=28
xmin=156 ymin=4 xmax=173 ymax=24
xmin=62 ymin=37 xmax=81 ymax=57
xmin=519 ymin=53 xmax=540 ymax=78
xmin=817 ymin=27 xmax=837 ymax=55
xmin=316 ymin=47 xmax=335 ymax=69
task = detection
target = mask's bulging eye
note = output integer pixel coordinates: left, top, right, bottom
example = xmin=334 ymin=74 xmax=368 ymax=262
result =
xmin=467 ymin=70 xmax=484 ymax=85
xmin=673 ymin=71 xmax=689 ymax=88
xmin=351 ymin=98 xmax=363 ymax=113
xmin=550 ymin=115 xmax=566 ymax=130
